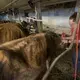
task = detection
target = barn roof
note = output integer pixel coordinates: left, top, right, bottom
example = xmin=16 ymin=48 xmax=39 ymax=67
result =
xmin=0 ymin=0 xmax=76 ymax=12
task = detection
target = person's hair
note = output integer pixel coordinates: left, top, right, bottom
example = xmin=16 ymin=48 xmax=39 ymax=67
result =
xmin=69 ymin=12 xmax=77 ymax=22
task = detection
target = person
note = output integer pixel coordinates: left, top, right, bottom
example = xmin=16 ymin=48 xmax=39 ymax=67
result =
xmin=62 ymin=12 xmax=80 ymax=79
xmin=61 ymin=32 xmax=66 ymax=40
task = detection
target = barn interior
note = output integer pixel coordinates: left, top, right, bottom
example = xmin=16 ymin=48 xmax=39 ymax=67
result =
xmin=0 ymin=0 xmax=79 ymax=80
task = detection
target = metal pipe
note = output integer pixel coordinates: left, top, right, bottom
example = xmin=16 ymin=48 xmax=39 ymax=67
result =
xmin=0 ymin=0 xmax=20 ymax=11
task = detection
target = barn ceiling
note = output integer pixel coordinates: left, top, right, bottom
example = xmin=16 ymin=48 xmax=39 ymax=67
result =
xmin=0 ymin=0 xmax=76 ymax=12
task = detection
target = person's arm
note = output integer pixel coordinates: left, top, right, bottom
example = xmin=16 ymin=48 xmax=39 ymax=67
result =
xmin=62 ymin=38 xmax=71 ymax=43
xmin=62 ymin=34 xmax=72 ymax=43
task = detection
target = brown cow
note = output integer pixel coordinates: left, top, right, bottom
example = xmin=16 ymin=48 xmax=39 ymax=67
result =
xmin=0 ymin=31 xmax=61 ymax=80
xmin=0 ymin=22 xmax=29 ymax=44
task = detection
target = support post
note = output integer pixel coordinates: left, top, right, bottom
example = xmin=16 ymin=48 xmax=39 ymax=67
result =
xmin=8 ymin=8 xmax=13 ymax=21
xmin=35 ymin=1 xmax=43 ymax=32
xmin=76 ymin=0 xmax=80 ymax=24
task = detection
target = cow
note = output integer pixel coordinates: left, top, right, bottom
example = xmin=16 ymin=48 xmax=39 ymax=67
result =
xmin=0 ymin=31 xmax=61 ymax=80
xmin=0 ymin=22 xmax=29 ymax=44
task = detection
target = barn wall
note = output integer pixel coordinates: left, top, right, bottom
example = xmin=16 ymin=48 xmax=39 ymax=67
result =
xmin=0 ymin=7 xmax=76 ymax=28
xmin=29 ymin=7 xmax=76 ymax=28
xmin=0 ymin=3 xmax=76 ymax=29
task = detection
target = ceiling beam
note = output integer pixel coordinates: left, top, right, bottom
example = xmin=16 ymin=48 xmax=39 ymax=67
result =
xmin=19 ymin=0 xmax=76 ymax=11
xmin=0 ymin=0 xmax=20 ymax=11
xmin=0 ymin=0 xmax=76 ymax=12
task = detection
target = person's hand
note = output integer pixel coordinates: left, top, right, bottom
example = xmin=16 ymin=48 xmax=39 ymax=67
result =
xmin=59 ymin=41 xmax=66 ymax=49
xmin=62 ymin=39 xmax=68 ymax=44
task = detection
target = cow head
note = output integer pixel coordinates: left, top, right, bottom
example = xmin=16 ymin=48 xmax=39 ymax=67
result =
xmin=44 ymin=31 xmax=62 ymax=62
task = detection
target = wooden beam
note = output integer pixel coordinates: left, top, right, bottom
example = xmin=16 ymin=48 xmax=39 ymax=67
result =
xmin=35 ymin=1 xmax=43 ymax=32
xmin=19 ymin=0 xmax=76 ymax=11
xmin=41 ymin=0 xmax=76 ymax=6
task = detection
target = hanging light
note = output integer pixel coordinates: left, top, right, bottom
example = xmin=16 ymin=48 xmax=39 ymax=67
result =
xmin=28 ymin=0 xmax=34 ymax=8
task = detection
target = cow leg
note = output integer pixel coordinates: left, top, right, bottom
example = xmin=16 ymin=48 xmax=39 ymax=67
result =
xmin=46 ymin=58 xmax=50 ymax=70
xmin=46 ymin=60 xmax=49 ymax=70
